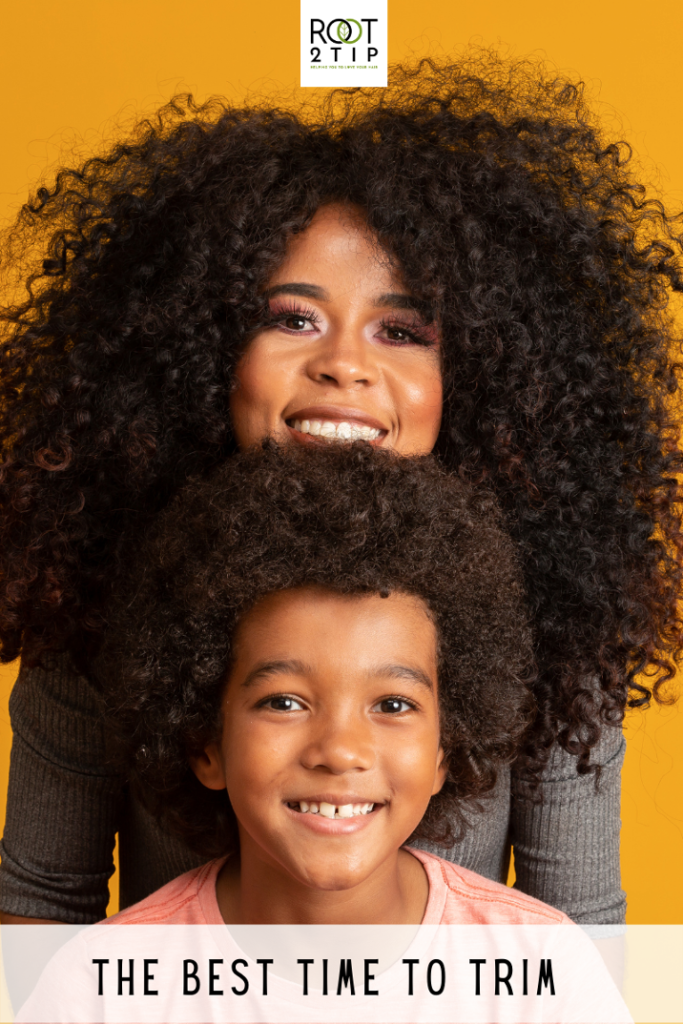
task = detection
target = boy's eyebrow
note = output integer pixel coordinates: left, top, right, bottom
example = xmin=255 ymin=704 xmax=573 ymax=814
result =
xmin=373 ymin=664 xmax=436 ymax=691
xmin=241 ymin=659 xmax=312 ymax=688
xmin=240 ymin=661 xmax=435 ymax=691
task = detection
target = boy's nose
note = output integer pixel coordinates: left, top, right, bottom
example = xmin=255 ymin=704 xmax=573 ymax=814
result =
xmin=300 ymin=717 xmax=375 ymax=774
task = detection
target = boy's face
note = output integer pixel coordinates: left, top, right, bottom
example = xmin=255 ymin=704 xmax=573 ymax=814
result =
xmin=193 ymin=587 xmax=446 ymax=894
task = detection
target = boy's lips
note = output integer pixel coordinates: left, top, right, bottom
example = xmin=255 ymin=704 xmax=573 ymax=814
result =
xmin=286 ymin=798 xmax=379 ymax=819
xmin=284 ymin=800 xmax=382 ymax=835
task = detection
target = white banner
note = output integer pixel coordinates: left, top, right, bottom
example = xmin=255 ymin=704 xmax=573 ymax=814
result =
xmin=6 ymin=924 xmax=681 ymax=1023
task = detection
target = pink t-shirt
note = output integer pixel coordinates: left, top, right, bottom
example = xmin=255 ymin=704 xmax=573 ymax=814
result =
xmin=106 ymin=848 xmax=569 ymax=926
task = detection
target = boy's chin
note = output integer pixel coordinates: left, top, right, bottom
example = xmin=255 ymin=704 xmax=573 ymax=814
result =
xmin=278 ymin=847 xmax=386 ymax=894
xmin=295 ymin=865 xmax=378 ymax=893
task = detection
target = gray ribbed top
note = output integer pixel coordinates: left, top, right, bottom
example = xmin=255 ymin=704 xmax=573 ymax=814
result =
xmin=0 ymin=655 xmax=626 ymax=924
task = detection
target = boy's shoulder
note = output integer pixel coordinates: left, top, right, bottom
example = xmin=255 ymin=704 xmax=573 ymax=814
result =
xmin=410 ymin=848 xmax=571 ymax=925
xmin=103 ymin=858 xmax=225 ymax=925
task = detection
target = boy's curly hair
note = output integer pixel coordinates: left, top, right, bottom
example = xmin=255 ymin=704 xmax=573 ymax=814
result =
xmin=1 ymin=53 xmax=682 ymax=774
xmin=100 ymin=443 xmax=535 ymax=857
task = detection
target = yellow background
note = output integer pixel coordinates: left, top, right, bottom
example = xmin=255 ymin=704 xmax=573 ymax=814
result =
xmin=0 ymin=0 xmax=681 ymax=924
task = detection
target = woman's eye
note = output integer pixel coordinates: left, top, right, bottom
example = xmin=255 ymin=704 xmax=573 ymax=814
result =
xmin=281 ymin=315 xmax=313 ymax=332
xmin=262 ymin=695 xmax=305 ymax=712
xmin=374 ymin=697 xmax=414 ymax=714
xmin=267 ymin=305 xmax=321 ymax=333
xmin=383 ymin=326 xmax=412 ymax=343
xmin=377 ymin=320 xmax=435 ymax=347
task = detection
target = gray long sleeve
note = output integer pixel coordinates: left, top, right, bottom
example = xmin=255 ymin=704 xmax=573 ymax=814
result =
xmin=1 ymin=656 xmax=626 ymax=924
xmin=509 ymin=725 xmax=626 ymax=924
xmin=0 ymin=657 xmax=122 ymax=922
xmin=0 ymin=656 xmax=204 ymax=921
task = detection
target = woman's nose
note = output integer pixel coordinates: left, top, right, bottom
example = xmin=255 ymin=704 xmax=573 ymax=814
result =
xmin=305 ymin=328 xmax=380 ymax=389
xmin=300 ymin=715 xmax=375 ymax=774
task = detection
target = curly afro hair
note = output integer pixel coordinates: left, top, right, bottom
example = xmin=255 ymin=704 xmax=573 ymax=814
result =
xmin=99 ymin=442 xmax=535 ymax=856
xmin=0 ymin=53 xmax=682 ymax=775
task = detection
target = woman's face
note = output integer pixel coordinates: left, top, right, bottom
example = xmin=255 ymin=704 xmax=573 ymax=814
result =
xmin=230 ymin=205 xmax=443 ymax=455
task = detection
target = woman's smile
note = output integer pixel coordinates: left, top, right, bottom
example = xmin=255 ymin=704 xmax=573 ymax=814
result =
xmin=229 ymin=204 xmax=443 ymax=456
xmin=286 ymin=405 xmax=387 ymax=444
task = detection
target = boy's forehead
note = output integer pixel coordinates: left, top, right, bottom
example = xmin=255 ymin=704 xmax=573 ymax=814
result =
xmin=229 ymin=587 xmax=438 ymax=682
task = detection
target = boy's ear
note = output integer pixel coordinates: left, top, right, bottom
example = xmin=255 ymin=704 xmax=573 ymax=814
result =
xmin=432 ymin=746 xmax=448 ymax=796
xmin=189 ymin=743 xmax=227 ymax=791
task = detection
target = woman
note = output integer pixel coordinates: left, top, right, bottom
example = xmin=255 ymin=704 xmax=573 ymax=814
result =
xmin=0 ymin=54 xmax=681 ymax=926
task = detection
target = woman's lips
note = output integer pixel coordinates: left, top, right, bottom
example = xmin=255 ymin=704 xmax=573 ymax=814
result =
xmin=290 ymin=419 xmax=383 ymax=442
xmin=284 ymin=408 xmax=389 ymax=445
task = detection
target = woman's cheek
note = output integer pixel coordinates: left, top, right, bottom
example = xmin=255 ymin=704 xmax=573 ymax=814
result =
xmin=229 ymin=339 xmax=280 ymax=448
xmin=396 ymin=361 xmax=443 ymax=453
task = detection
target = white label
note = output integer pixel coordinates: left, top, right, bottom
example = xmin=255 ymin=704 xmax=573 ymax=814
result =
xmin=300 ymin=0 xmax=387 ymax=87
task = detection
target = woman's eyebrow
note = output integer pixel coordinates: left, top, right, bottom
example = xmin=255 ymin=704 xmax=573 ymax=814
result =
xmin=373 ymin=293 xmax=435 ymax=319
xmin=263 ymin=283 xmax=329 ymax=301
xmin=241 ymin=659 xmax=312 ymax=688
xmin=263 ymin=283 xmax=434 ymax=321
xmin=372 ymin=663 xmax=435 ymax=691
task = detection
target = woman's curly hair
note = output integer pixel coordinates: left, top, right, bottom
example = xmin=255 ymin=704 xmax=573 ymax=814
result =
xmin=100 ymin=442 xmax=535 ymax=856
xmin=1 ymin=53 xmax=682 ymax=773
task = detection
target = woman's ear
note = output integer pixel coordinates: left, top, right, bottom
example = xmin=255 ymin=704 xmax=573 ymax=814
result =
xmin=189 ymin=743 xmax=227 ymax=791
xmin=432 ymin=746 xmax=448 ymax=796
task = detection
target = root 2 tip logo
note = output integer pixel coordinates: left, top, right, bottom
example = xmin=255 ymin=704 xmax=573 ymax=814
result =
xmin=300 ymin=0 xmax=387 ymax=87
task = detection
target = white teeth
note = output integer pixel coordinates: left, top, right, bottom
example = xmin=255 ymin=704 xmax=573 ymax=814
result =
xmin=291 ymin=419 xmax=382 ymax=442
xmin=293 ymin=801 xmax=376 ymax=817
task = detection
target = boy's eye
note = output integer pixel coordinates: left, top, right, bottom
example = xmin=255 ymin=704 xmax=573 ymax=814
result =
xmin=373 ymin=697 xmax=415 ymax=714
xmin=261 ymin=695 xmax=305 ymax=712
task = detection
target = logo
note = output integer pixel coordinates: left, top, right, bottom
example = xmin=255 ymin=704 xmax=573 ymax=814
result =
xmin=300 ymin=1 xmax=387 ymax=88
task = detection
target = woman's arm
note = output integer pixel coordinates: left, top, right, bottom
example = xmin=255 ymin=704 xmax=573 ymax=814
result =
xmin=510 ymin=724 xmax=626 ymax=924
xmin=0 ymin=655 xmax=123 ymax=923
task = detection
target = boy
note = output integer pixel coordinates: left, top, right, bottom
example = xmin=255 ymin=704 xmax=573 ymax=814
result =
xmin=100 ymin=441 xmax=537 ymax=928
xmin=14 ymin=444 xmax=630 ymax=1022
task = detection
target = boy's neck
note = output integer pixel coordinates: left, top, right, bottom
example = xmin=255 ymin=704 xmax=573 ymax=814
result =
xmin=215 ymin=847 xmax=429 ymax=925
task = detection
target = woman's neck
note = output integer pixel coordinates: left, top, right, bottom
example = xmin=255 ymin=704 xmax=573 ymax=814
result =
xmin=215 ymin=846 xmax=429 ymax=925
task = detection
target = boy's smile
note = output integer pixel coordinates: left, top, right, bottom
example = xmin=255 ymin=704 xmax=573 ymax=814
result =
xmin=190 ymin=587 xmax=446 ymax=925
